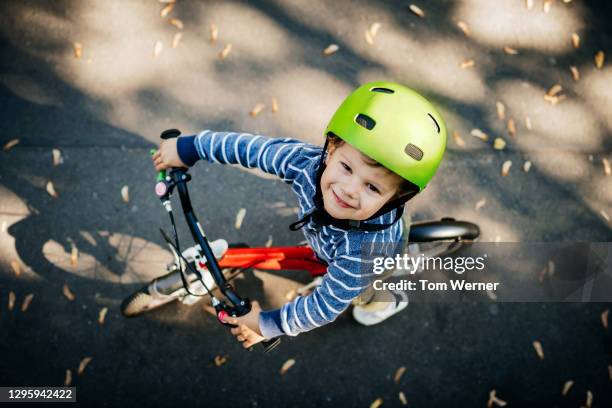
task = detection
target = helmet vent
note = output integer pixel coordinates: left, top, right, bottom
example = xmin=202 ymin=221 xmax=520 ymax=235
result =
xmin=371 ymin=87 xmax=394 ymax=94
xmin=428 ymin=113 xmax=441 ymax=133
xmin=404 ymin=143 xmax=423 ymax=161
xmin=355 ymin=114 xmax=376 ymax=130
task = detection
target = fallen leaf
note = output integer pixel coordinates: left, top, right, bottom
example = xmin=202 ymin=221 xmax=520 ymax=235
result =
xmin=52 ymin=148 xmax=63 ymax=166
xmin=21 ymin=293 xmax=34 ymax=312
xmin=369 ymin=22 xmax=381 ymax=37
xmin=280 ymin=358 xmax=295 ymax=375
xmin=265 ymin=235 xmax=273 ymax=247
xmin=99 ymin=307 xmax=108 ymax=325
xmin=73 ymin=42 xmax=83 ymax=58
xmin=601 ymin=210 xmax=610 ymax=222
xmin=172 ymin=32 xmax=182 ymax=48
xmin=507 ymin=119 xmax=516 ymax=136
xmin=409 ymin=4 xmax=425 ymax=17
xmin=493 ymin=137 xmax=506 ymax=150
xmin=365 ymin=30 xmax=374 ymax=46
xmin=487 ymin=389 xmax=507 ymax=407
xmin=3 ymin=138 xmax=19 ymax=151
xmin=169 ymin=18 xmax=183 ymax=29
xmin=602 ymin=158 xmax=610 ymax=176
xmin=460 ymin=59 xmax=475 ymax=69
xmin=470 ymin=129 xmax=488 ymax=141
xmin=586 ymin=390 xmax=593 ymax=407
xmin=64 ymin=369 xmax=72 ymax=387
xmin=525 ymin=116 xmax=532 ymax=130
xmin=70 ymin=241 xmax=78 ymax=267
xmin=234 ymin=208 xmax=246 ymax=229
xmin=562 ymin=380 xmax=574 ymax=396
xmin=546 ymin=84 xmax=563 ymax=97
xmin=8 ymin=291 xmax=16 ymax=310
xmin=533 ymin=340 xmax=544 ymax=359
xmin=570 ymin=66 xmax=580 ymax=81
xmin=271 ymin=97 xmax=279 ymax=113
xmin=523 ymin=160 xmax=532 ymax=172
xmin=525 ymin=0 xmax=533 ymax=10
xmin=503 ymin=46 xmax=518 ymax=55
xmin=370 ymin=398 xmax=383 ymax=408
xmin=219 ymin=43 xmax=232 ymax=59
xmin=475 ymin=198 xmax=487 ymax=210
xmin=63 ymin=284 xmax=76 ymax=301
xmin=323 ymin=44 xmax=339 ymax=56
xmin=457 ymin=21 xmax=470 ymax=36
xmin=46 ymin=181 xmax=59 ymax=198
xmin=544 ymin=93 xmax=566 ymax=105
xmin=602 ymin=309 xmax=609 ymax=329
xmin=496 ymin=101 xmax=505 ymax=120
xmin=159 ymin=0 xmax=176 ymax=3
xmin=572 ymin=33 xmax=580 ymax=49
xmin=121 ymin=185 xmax=129 ymax=203
xmin=153 ymin=41 xmax=163 ymax=57
xmin=595 ymin=51 xmax=605 ymax=69
xmin=501 ymin=160 xmax=512 ymax=177
xmin=543 ymin=0 xmax=552 ymax=13
xmin=210 ymin=24 xmax=218 ymax=44
xmin=249 ymin=103 xmax=265 ymax=117
xmin=11 ymin=260 xmax=21 ymax=277
xmin=214 ymin=354 xmax=228 ymax=367
xmin=78 ymin=357 xmax=93 ymax=375
xmin=486 ymin=289 xmax=497 ymax=300
xmin=160 ymin=3 xmax=174 ymax=18
xmin=452 ymin=131 xmax=465 ymax=147
xmin=394 ymin=366 xmax=406 ymax=383
xmin=398 ymin=391 xmax=408 ymax=405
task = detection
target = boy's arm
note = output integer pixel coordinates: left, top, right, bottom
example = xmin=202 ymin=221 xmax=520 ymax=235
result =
xmin=177 ymin=130 xmax=319 ymax=184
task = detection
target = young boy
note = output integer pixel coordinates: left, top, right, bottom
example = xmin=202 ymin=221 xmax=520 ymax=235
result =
xmin=152 ymin=81 xmax=447 ymax=348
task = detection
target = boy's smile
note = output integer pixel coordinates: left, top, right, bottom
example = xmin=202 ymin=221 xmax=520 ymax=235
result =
xmin=320 ymin=141 xmax=404 ymax=221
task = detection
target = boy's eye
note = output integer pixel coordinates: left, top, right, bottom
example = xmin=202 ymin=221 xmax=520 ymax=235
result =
xmin=367 ymin=183 xmax=380 ymax=194
xmin=340 ymin=162 xmax=351 ymax=172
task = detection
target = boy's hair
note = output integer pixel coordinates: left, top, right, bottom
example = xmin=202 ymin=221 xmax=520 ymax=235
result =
xmin=326 ymin=133 xmax=418 ymax=198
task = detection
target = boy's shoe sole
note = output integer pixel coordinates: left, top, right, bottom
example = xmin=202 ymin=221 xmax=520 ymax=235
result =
xmin=352 ymin=290 xmax=409 ymax=326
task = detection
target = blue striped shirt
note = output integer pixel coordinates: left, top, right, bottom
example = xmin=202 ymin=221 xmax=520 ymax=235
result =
xmin=177 ymin=130 xmax=404 ymax=338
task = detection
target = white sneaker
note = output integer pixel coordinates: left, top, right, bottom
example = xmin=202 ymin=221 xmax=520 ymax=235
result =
xmin=352 ymin=290 xmax=409 ymax=326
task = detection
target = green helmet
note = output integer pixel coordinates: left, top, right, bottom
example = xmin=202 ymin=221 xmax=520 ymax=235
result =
xmin=324 ymin=81 xmax=447 ymax=191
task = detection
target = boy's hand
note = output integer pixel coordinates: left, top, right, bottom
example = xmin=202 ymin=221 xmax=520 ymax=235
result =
xmin=222 ymin=300 xmax=267 ymax=348
xmin=151 ymin=138 xmax=188 ymax=171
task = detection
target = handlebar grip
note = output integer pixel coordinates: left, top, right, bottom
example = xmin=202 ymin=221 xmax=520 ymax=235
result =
xmin=150 ymin=149 xmax=166 ymax=182
xmin=161 ymin=129 xmax=181 ymax=140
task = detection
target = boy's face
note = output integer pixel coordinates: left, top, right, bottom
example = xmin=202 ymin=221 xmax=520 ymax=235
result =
xmin=320 ymin=141 xmax=404 ymax=221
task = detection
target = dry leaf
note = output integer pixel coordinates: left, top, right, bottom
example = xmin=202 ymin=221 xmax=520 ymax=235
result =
xmin=523 ymin=160 xmax=532 ymax=172
xmin=219 ymin=43 xmax=232 ymax=59
xmin=280 ymin=358 xmax=295 ymax=375
xmin=475 ymin=198 xmax=487 ymax=210
xmin=602 ymin=158 xmax=610 ymax=176
xmin=99 ymin=307 xmax=108 ymax=325
xmin=153 ymin=41 xmax=163 ymax=57
xmin=496 ymin=101 xmax=505 ymax=120
xmin=249 ymin=103 xmax=265 ymax=117
xmin=21 ymin=293 xmax=34 ymax=312
xmin=525 ymin=0 xmax=534 ymax=10
xmin=398 ymin=391 xmax=408 ymax=405
xmin=503 ymin=46 xmax=518 ymax=55
xmin=271 ymin=97 xmax=279 ymax=113
xmin=602 ymin=309 xmax=609 ymax=329
xmin=169 ymin=18 xmax=183 ymax=29
xmin=78 ymin=357 xmax=93 ymax=375
xmin=572 ymin=33 xmax=580 ymax=49
xmin=365 ymin=30 xmax=374 ymax=46
xmin=234 ymin=208 xmax=246 ymax=229
xmin=460 ymin=59 xmax=475 ymax=69
xmin=214 ymin=354 xmax=228 ymax=366
xmin=543 ymin=0 xmax=552 ymax=13
xmin=586 ymin=390 xmax=593 ymax=408
xmin=493 ymin=137 xmax=506 ymax=150
xmin=64 ymin=369 xmax=72 ymax=387
xmin=73 ymin=42 xmax=83 ymax=58
xmin=533 ymin=340 xmax=544 ymax=359
xmin=8 ymin=291 xmax=16 ymax=311
xmin=265 ymin=235 xmax=273 ymax=247
xmin=570 ymin=66 xmax=580 ymax=81
xmin=601 ymin=210 xmax=610 ymax=222
xmin=487 ymin=389 xmax=507 ymax=407
xmin=210 ymin=24 xmax=218 ymax=44
xmin=409 ymin=4 xmax=425 ymax=17
xmin=470 ymin=129 xmax=488 ymax=141
xmin=71 ymin=241 xmax=78 ymax=267
xmin=160 ymin=3 xmax=174 ymax=18
xmin=63 ymin=284 xmax=76 ymax=301
xmin=595 ymin=51 xmax=605 ymax=69
xmin=562 ymin=380 xmax=574 ymax=396
xmin=507 ymin=119 xmax=516 ymax=136
xmin=172 ymin=32 xmax=183 ymax=48
xmin=121 ymin=185 xmax=129 ymax=203
xmin=370 ymin=398 xmax=383 ymax=408
xmin=323 ymin=44 xmax=339 ymax=56
xmin=369 ymin=22 xmax=381 ymax=37
xmin=501 ymin=160 xmax=512 ymax=177
xmin=452 ymin=131 xmax=465 ymax=147
xmin=46 ymin=181 xmax=59 ymax=198
xmin=394 ymin=366 xmax=406 ymax=383
xmin=524 ymin=116 xmax=532 ymax=130
xmin=457 ymin=21 xmax=470 ymax=36
xmin=546 ymin=84 xmax=563 ymax=97
xmin=52 ymin=148 xmax=63 ymax=166
xmin=10 ymin=260 xmax=21 ymax=277
xmin=3 ymin=138 xmax=19 ymax=151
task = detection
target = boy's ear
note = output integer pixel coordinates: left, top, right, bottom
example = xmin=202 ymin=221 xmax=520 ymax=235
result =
xmin=324 ymin=144 xmax=335 ymax=165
